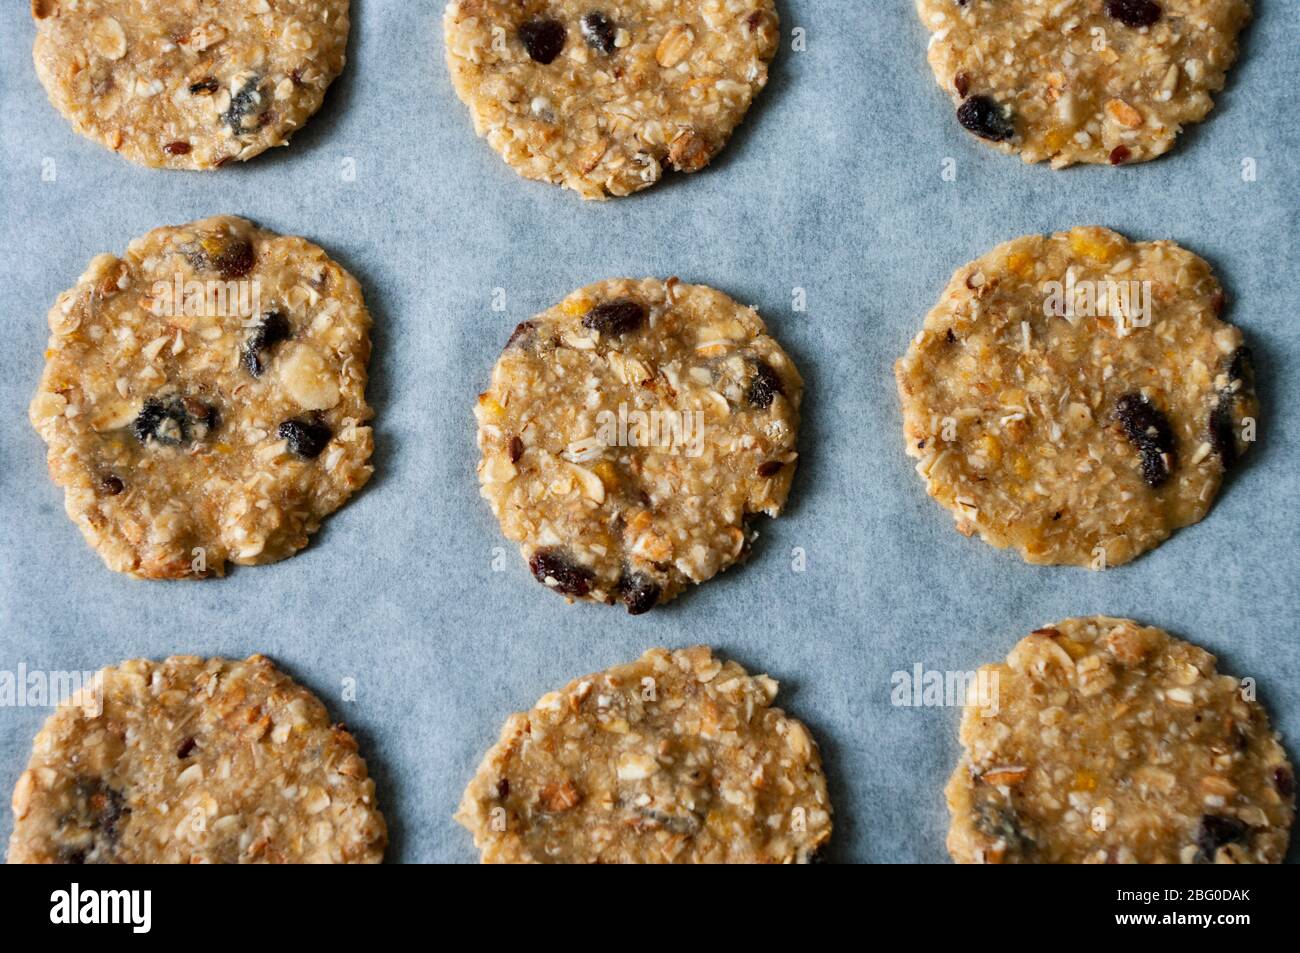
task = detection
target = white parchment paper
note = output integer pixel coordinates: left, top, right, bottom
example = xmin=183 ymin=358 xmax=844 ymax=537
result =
xmin=1 ymin=1 xmax=1296 ymax=862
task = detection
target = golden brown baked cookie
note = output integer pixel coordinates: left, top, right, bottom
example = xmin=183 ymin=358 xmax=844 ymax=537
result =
xmin=456 ymin=646 xmax=832 ymax=863
xmin=30 ymin=215 xmax=374 ymax=578
xmin=895 ymin=227 xmax=1256 ymax=569
xmin=946 ymin=618 xmax=1294 ymax=864
xmin=443 ymin=0 xmax=779 ymax=198
xmin=8 ymin=655 xmax=387 ymax=864
xmin=915 ymin=0 xmax=1251 ymax=166
xmin=475 ymin=278 xmax=802 ymax=612
xmin=31 ymin=0 xmax=351 ymax=169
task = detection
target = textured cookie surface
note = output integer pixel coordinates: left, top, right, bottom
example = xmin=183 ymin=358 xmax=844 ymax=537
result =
xmin=915 ymin=0 xmax=1250 ymax=166
xmin=30 ymin=215 xmax=374 ymax=578
xmin=476 ymin=278 xmax=801 ymax=612
xmin=31 ymin=0 xmax=350 ymax=169
xmin=457 ymin=646 xmax=831 ymax=863
xmin=444 ymin=0 xmax=778 ymax=198
xmin=946 ymin=618 xmax=1294 ymax=863
xmin=895 ymin=227 xmax=1255 ymax=569
xmin=8 ymin=655 xmax=387 ymax=864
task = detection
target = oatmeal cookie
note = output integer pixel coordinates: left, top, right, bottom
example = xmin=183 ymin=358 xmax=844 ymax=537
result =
xmin=457 ymin=646 xmax=832 ymax=863
xmin=946 ymin=618 xmax=1294 ymax=864
xmin=915 ymin=0 xmax=1251 ymax=166
xmin=31 ymin=0 xmax=351 ymax=169
xmin=476 ymin=278 xmax=802 ymax=612
xmin=895 ymin=227 xmax=1255 ymax=569
xmin=443 ymin=1 xmax=779 ymax=198
xmin=7 ymin=655 xmax=387 ymax=864
xmin=30 ymin=215 xmax=374 ymax=578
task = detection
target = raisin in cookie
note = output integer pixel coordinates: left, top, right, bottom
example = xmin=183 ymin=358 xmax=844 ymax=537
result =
xmin=947 ymin=618 xmax=1294 ymax=864
xmin=7 ymin=655 xmax=387 ymax=864
xmin=915 ymin=0 xmax=1251 ymax=166
xmin=895 ymin=227 xmax=1255 ymax=569
xmin=457 ymin=646 xmax=831 ymax=863
xmin=30 ymin=216 xmax=374 ymax=578
xmin=31 ymin=0 xmax=350 ymax=169
xmin=476 ymin=278 xmax=802 ymax=612
xmin=443 ymin=1 xmax=779 ymax=199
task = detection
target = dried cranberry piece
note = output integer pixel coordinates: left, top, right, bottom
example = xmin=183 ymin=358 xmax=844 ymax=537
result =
xmin=100 ymin=475 xmax=125 ymax=496
xmin=580 ymin=12 xmax=617 ymax=54
xmin=1114 ymin=393 xmax=1177 ymax=487
xmin=163 ymin=141 xmax=192 ymax=156
xmin=508 ymin=435 xmax=524 ymax=463
xmin=241 ymin=310 xmax=291 ymax=377
xmin=957 ymin=95 xmax=1014 ymax=142
xmin=1195 ymin=814 xmax=1249 ymax=863
xmin=519 ymin=18 xmax=566 ymax=64
xmin=1105 ymin=0 xmax=1162 ymax=28
xmin=1109 ymin=145 xmax=1132 ymax=165
xmin=757 ymin=460 xmax=784 ymax=477
xmin=278 ymin=418 xmax=332 ymax=459
xmin=582 ymin=300 xmax=646 ymax=336
xmin=177 ymin=737 xmax=197 ymax=759
xmin=747 ymin=360 xmax=784 ymax=410
xmin=529 ymin=549 xmax=594 ymax=598
xmin=617 ymin=570 xmax=661 ymax=615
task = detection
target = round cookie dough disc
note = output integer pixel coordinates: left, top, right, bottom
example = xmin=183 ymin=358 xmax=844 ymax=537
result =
xmin=946 ymin=618 xmax=1294 ymax=864
xmin=915 ymin=0 xmax=1251 ymax=166
xmin=31 ymin=0 xmax=351 ymax=169
xmin=895 ymin=227 xmax=1256 ymax=569
xmin=443 ymin=1 xmax=779 ymax=199
xmin=475 ymin=278 xmax=802 ymax=612
xmin=457 ymin=646 xmax=832 ymax=863
xmin=7 ymin=655 xmax=387 ymax=864
xmin=30 ymin=215 xmax=375 ymax=578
